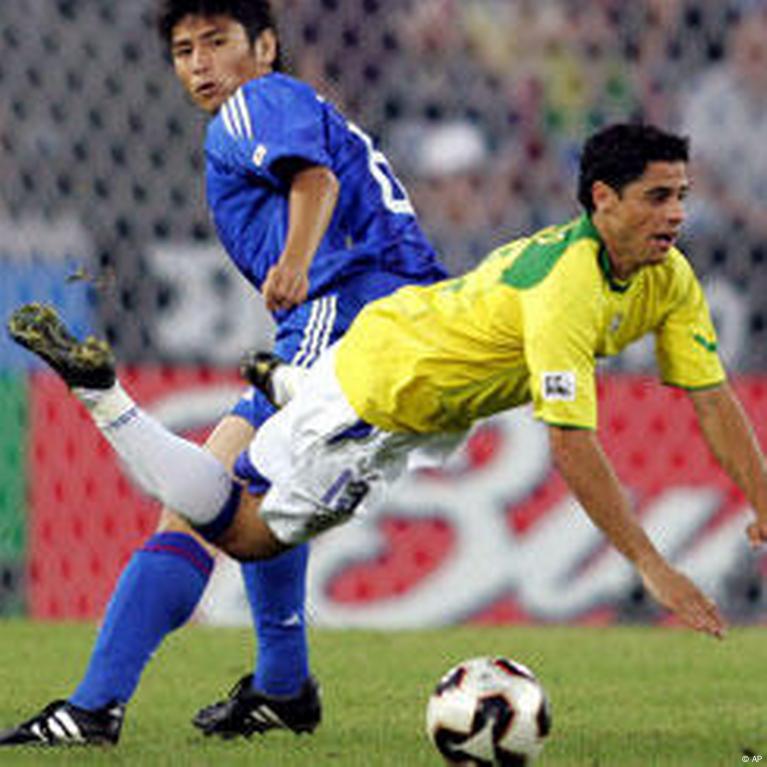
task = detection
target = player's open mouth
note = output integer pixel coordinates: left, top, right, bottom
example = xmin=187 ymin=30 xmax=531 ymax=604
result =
xmin=652 ymin=233 xmax=676 ymax=248
xmin=195 ymin=82 xmax=219 ymax=99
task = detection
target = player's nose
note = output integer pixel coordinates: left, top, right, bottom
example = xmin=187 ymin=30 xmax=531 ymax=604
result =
xmin=191 ymin=45 xmax=213 ymax=73
xmin=666 ymin=196 xmax=685 ymax=226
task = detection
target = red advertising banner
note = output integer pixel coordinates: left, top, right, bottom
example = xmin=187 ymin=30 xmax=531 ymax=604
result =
xmin=27 ymin=369 xmax=767 ymax=625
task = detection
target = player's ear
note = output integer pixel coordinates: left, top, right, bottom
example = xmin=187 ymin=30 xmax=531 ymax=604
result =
xmin=591 ymin=180 xmax=618 ymax=214
xmin=253 ymin=28 xmax=277 ymax=71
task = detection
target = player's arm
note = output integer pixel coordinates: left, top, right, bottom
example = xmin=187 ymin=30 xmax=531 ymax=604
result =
xmin=262 ymin=163 xmax=340 ymax=312
xmin=688 ymin=382 xmax=767 ymax=547
xmin=548 ymin=425 xmax=726 ymax=638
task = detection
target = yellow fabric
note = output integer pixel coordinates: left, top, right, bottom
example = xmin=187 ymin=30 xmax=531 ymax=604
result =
xmin=335 ymin=215 xmax=725 ymax=433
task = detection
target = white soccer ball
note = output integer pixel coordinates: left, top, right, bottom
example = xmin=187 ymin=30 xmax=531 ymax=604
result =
xmin=426 ymin=656 xmax=552 ymax=766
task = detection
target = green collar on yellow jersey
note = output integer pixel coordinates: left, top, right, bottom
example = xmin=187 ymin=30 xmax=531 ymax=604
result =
xmin=587 ymin=216 xmax=632 ymax=294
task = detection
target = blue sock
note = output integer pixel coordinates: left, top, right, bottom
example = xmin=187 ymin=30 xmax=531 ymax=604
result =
xmin=70 ymin=532 xmax=214 ymax=710
xmin=241 ymin=544 xmax=310 ymax=697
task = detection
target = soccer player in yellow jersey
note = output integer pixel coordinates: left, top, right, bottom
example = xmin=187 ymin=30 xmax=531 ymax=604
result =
xmin=10 ymin=124 xmax=767 ymax=640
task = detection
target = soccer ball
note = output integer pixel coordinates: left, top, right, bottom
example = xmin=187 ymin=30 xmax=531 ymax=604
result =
xmin=426 ymin=656 xmax=551 ymax=766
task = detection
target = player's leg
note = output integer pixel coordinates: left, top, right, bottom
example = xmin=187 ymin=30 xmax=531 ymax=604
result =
xmin=5 ymin=303 xmax=281 ymax=555
xmin=236 ymin=302 xmax=348 ymax=705
xmin=66 ymin=516 xmax=215 ymax=722
xmin=0 ymin=482 xmax=287 ymax=746
xmin=193 ymin=385 xmax=318 ymax=737
xmin=194 ymin=301 xmax=348 ymax=739
xmin=241 ymin=356 xmax=313 ymax=699
xmin=0 ymin=511 xmax=219 ymax=746
xmin=2 ymin=305 xmax=278 ymax=744
xmin=63 ymin=418 xmax=251 ymax=730
xmin=5 ymin=303 xmax=316 ymax=741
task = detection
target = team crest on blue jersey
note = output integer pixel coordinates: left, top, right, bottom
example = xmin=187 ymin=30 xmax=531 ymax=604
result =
xmin=252 ymin=144 xmax=268 ymax=167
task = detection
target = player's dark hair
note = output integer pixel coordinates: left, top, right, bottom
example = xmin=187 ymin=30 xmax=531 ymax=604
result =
xmin=156 ymin=0 xmax=283 ymax=70
xmin=577 ymin=123 xmax=689 ymax=214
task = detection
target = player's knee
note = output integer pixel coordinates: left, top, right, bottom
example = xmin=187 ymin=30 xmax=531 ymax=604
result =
xmin=157 ymin=509 xmax=218 ymax=556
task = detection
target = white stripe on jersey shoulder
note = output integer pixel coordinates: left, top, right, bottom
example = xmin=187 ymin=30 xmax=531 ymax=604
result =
xmin=224 ymin=98 xmax=244 ymax=138
xmin=220 ymin=101 xmax=239 ymax=139
xmin=234 ymin=88 xmax=253 ymax=138
xmin=219 ymin=88 xmax=253 ymax=141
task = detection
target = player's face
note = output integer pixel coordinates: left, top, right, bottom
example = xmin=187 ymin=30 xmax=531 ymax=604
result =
xmin=594 ymin=161 xmax=688 ymax=280
xmin=170 ymin=15 xmax=275 ymax=114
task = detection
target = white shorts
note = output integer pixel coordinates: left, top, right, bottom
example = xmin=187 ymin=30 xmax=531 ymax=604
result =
xmin=248 ymin=345 xmax=466 ymax=545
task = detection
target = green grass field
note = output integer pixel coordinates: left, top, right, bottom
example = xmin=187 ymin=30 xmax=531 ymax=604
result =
xmin=0 ymin=620 xmax=764 ymax=766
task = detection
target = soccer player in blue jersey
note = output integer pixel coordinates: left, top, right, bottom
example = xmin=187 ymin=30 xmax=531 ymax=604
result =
xmin=0 ymin=0 xmax=446 ymax=747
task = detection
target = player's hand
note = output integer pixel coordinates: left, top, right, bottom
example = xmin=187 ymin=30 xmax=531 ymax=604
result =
xmin=263 ymin=261 xmax=309 ymax=313
xmin=640 ymin=561 xmax=726 ymax=639
xmin=746 ymin=518 xmax=767 ymax=548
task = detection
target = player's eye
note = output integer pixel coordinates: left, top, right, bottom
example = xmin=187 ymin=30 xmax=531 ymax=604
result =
xmin=172 ymin=45 xmax=192 ymax=59
xmin=645 ymin=189 xmax=670 ymax=205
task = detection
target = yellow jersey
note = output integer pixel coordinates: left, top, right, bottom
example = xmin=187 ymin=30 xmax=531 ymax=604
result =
xmin=335 ymin=215 xmax=725 ymax=433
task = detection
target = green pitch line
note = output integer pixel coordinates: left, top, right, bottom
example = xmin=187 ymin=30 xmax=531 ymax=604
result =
xmin=0 ymin=621 xmax=765 ymax=766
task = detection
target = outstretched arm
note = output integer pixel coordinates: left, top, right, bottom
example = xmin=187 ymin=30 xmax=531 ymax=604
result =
xmin=262 ymin=164 xmax=340 ymax=313
xmin=688 ymin=382 xmax=767 ymax=547
xmin=548 ymin=425 xmax=726 ymax=638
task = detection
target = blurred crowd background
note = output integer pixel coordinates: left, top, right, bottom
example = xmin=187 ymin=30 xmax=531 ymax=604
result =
xmin=2 ymin=0 xmax=766 ymax=367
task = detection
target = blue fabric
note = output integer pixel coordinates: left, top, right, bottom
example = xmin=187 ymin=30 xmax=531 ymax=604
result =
xmin=205 ymin=73 xmax=447 ymax=319
xmin=233 ymin=448 xmax=271 ymax=496
xmin=230 ymin=374 xmax=277 ymax=430
xmin=193 ymin=483 xmax=243 ymax=543
xmin=70 ymin=533 xmax=213 ymax=709
xmin=327 ymin=419 xmax=374 ymax=445
xmin=242 ymin=544 xmax=310 ymax=697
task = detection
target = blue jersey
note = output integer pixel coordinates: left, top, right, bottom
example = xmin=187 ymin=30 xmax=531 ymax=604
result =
xmin=204 ymin=73 xmax=447 ymax=323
